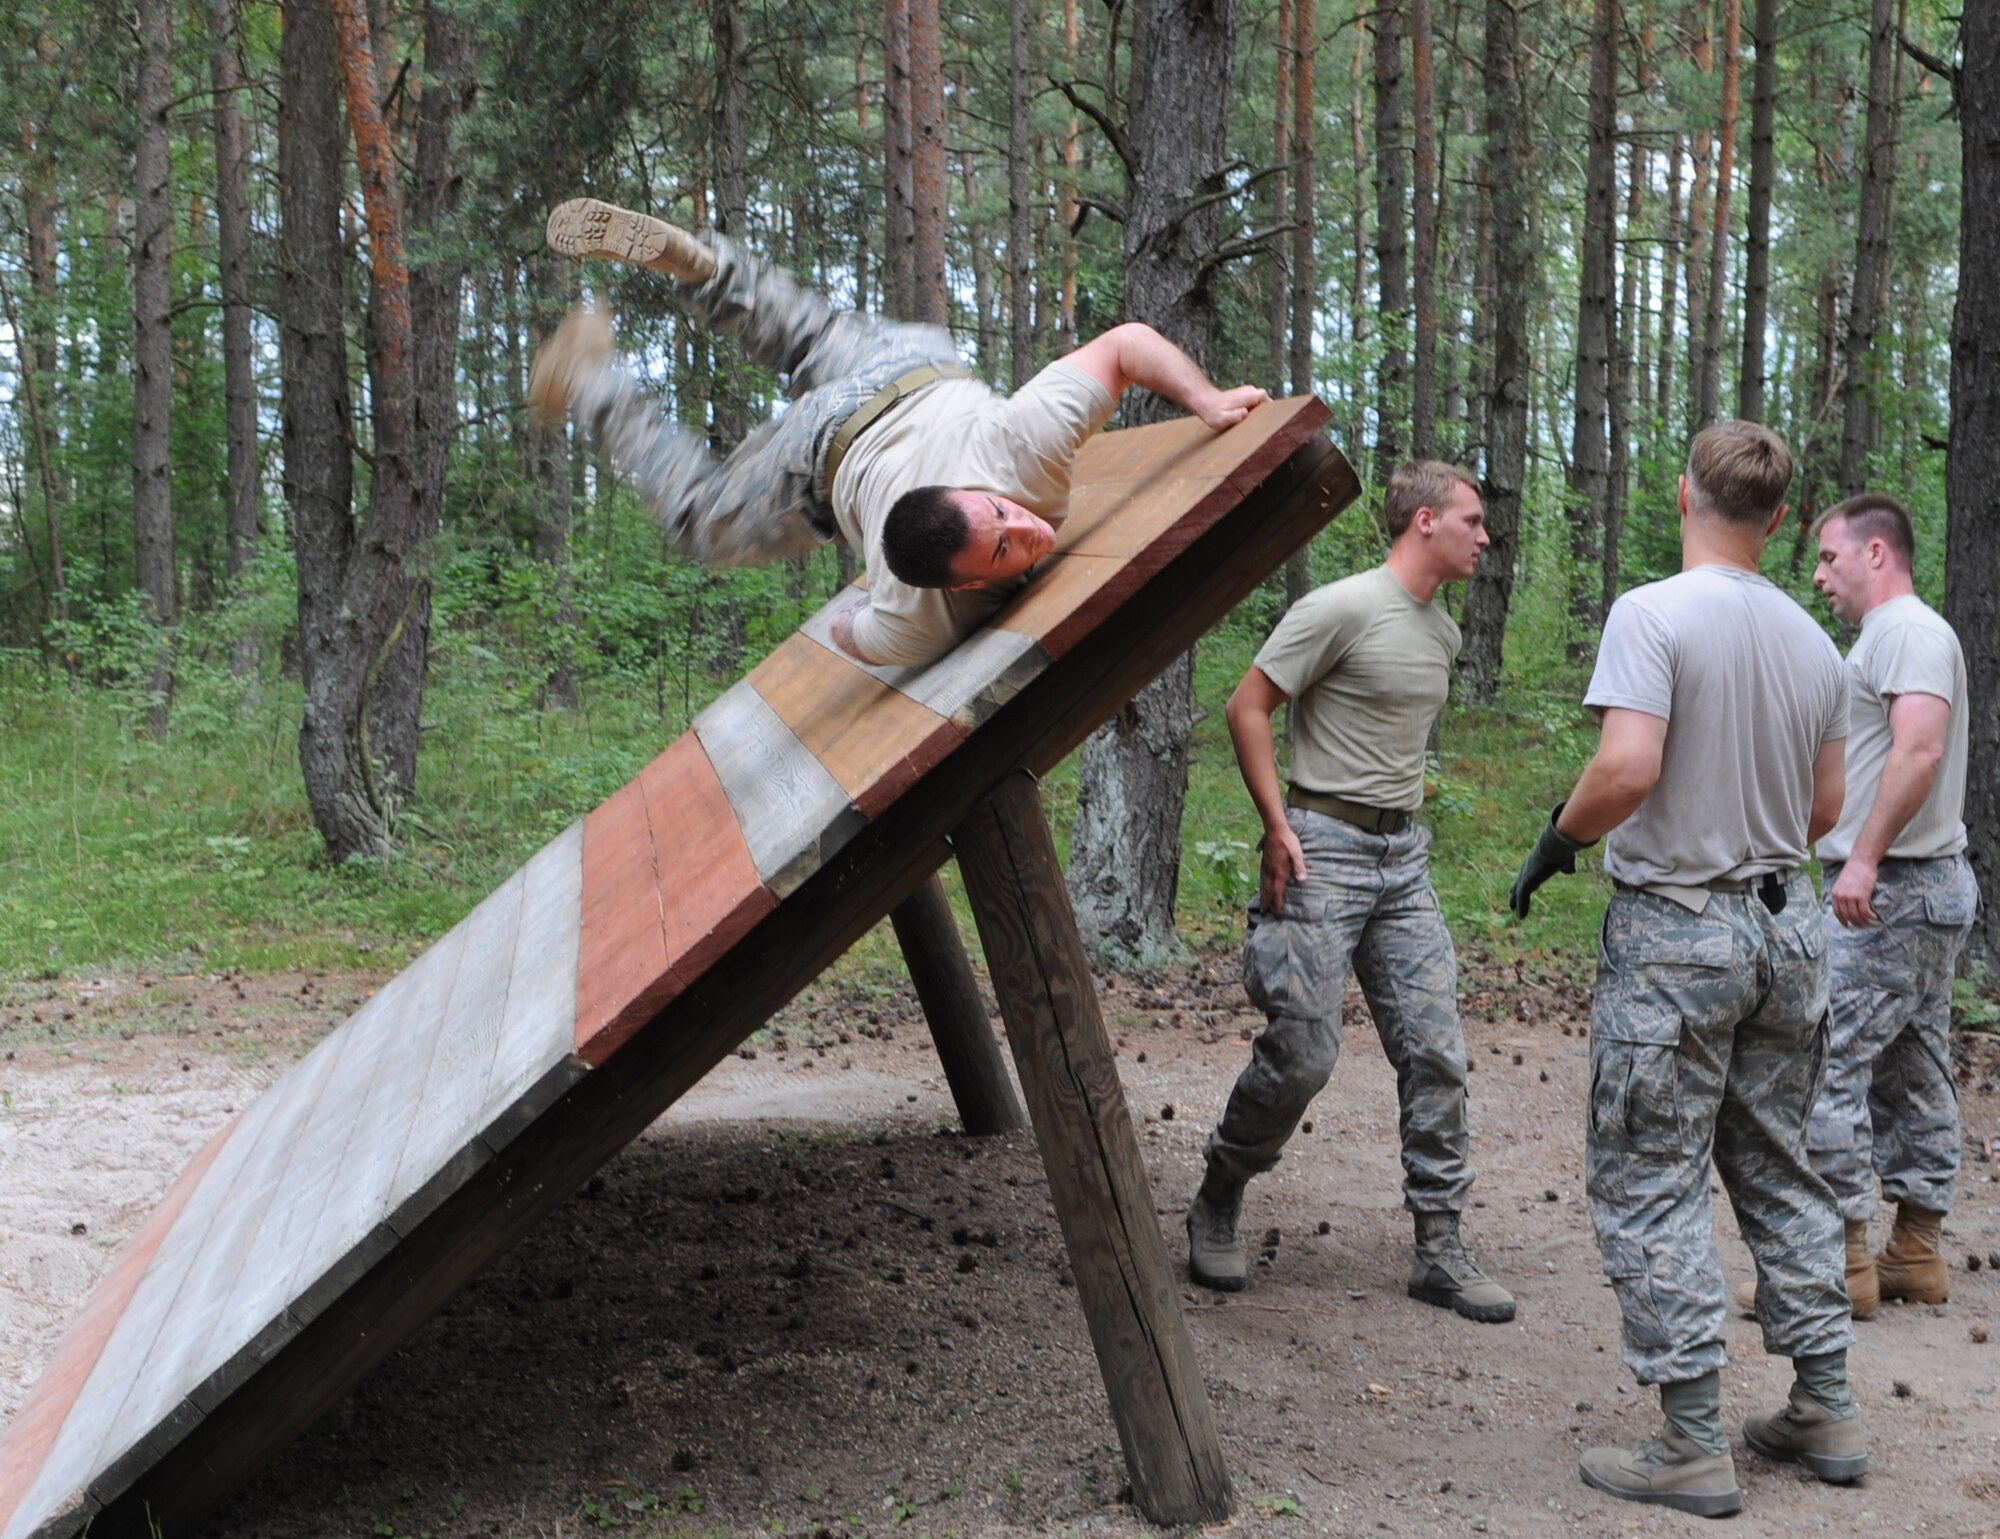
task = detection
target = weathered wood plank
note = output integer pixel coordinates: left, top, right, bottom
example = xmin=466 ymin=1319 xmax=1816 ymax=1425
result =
xmin=477 ymin=822 xmax=584 ymax=1128
xmin=748 ymin=634 xmax=964 ymax=817
xmin=573 ymin=779 xmax=666 ymax=1048
xmin=888 ymin=875 xmax=1025 ymax=1135
xmin=952 ymin=773 xmax=1232 ymax=1525
xmin=793 ymin=605 xmax=1048 ymax=729
xmin=692 ymin=678 xmax=864 ymax=899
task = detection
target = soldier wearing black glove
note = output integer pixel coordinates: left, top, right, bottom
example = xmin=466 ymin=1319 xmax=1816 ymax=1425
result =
xmin=1508 ymin=803 xmax=1592 ymax=918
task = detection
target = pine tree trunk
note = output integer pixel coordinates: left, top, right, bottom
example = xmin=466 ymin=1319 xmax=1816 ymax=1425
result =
xmin=1373 ymin=0 xmax=1409 ymax=469
xmin=1839 ymin=0 xmax=1900 ymax=494
xmin=1066 ymin=0 xmax=1237 ymax=966
xmin=1284 ymin=0 xmax=1316 ymax=611
xmin=133 ymin=0 xmax=175 ymax=737
xmin=1566 ymin=0 xmax=1616 ymax=656
xmin=1409 ymin=0 xmax=1439 ymax=457
xmin=1695 ymin=0 xmax=1739 ymax=427
xmin=1461 ymin=0 xmax=1529 ymax=704
xmin=1655 ymin=131 xmax=1683 ymax=423
xmin=1946 ymin=0 xmax=2000 ymax=977
xmin=1268 ymin=0 xmax=1292 ymax=393
xmin=882 ymin=0 xmax=916 ymax=318
xmin=209 ymin=0 xmax=261 ymax=675
xmin=710 ymin=0 xmax=750 ymax=444
xmin=1348 ymin=4 xmax=1370 ymax=458
xmin=908 ymin=0 xmax=949 ymax=327
xmin=1607 ymin=133 xmax=1638 ymax=614
xmin=1009 ymin=0 xmax=1034 ymax=387
xmin=1736 ymin=0 xmax=1775 ymax=421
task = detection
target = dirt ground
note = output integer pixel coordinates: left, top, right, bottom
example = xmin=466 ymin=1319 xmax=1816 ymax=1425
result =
xmin=4 ymin=953 xmax=1999 ymax=1539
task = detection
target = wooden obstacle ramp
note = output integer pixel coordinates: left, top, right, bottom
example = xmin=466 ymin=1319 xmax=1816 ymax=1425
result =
xmin=0 ymin=397 xmax=1355 ymax=1539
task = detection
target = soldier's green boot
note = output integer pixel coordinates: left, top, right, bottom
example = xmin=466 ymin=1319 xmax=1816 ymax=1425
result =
xmin=1409 ymin=1211 xmax=1516 ymax=1323
xmin=1185 ymin=1168 xmax=1247 ymax=1292
xmin=1580 ymin=1374 xmax=1743 ymax=1518
xmin=1744 ymin=1352 xmax=1869 ymax=1484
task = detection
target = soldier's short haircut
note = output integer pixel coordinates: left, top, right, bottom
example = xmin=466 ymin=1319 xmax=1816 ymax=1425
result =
xmin=1382 ymin=459 xmax=1482 ymax=540
xmin=1684 ymin=420 xmax=1794 ymax=525
xmin=881 ymin=485 xmax=973 ymax=588
xmin=1813 ymin=491 xmax=1916 ymax=571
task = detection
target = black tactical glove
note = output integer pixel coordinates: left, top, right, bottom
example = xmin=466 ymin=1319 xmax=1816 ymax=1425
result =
xmin=1508 ymin=803 xmax=1593 ymax=918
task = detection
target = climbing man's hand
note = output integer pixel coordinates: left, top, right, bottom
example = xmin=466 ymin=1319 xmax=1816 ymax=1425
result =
xmin=1508 ymin=804 xmax=1591 ymax=919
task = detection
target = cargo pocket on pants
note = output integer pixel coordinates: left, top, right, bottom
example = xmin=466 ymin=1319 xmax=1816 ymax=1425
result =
xmin=1590 ymin=1001 xmax=1685 ymax=1157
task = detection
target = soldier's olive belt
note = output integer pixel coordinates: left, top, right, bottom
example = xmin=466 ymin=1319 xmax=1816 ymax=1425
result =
xmin=1616 ymin=868 xmax=1799 ymax=915
xmin=1286 ymin=787 xmax=1414 ymax=836
xmin=823 ymin=362 xmax=974 ymax=491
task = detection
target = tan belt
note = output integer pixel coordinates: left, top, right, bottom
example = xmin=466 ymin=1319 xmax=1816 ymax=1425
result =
xmin=1286 ymin=786 xmax=1414 ymax=836
xmin=1620 ymin=870 xmax=1798 ymax=915
xmin=823 ymin=363 xmax=972 ymax=493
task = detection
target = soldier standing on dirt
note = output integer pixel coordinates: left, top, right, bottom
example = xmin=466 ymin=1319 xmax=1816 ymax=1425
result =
xmin=1509 ymin=421 xmax=1863 ymax=1516
xmin=1184 ymin=461 xmax=1518 ymax=1326
xmin=527 ymin=197 xmax=1266 ymax=669
xmin=1800 ymin=494 xmax=1977 ymax=1313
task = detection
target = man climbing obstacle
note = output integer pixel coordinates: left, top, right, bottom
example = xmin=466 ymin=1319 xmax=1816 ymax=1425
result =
xmin=529 ymin=197 xmax=1268 ymax=667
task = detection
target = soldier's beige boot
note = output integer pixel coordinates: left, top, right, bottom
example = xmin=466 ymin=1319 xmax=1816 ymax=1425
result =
xmin=1185 ymin=1168 xmax=1247 ymax=1292
xmin=1875 ymin=1202 xmax=1948 ymax=1304
xmin=1843 ymin=1217 xmax=1881 ymax=1317
xmin=1732 ymin=1277 xmax=1759 ymax=1318
xmin=526 ymin=307 xmax=612 ymax=426
xmin=1409 ymin=1211 xmax=1516 ymax=1323
xmin=1744 ymin=1384 xmax=1869 ymax=1483
xmin=1578 ymin=1425 xmax=1743 ymax=1518
xmin=546 ymin=198 xmax=717 ymax=283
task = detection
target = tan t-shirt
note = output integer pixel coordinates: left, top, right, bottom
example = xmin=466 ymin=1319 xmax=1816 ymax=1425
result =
xmin=832 ymin=360 xmax=1117 ymax=667
xmin=1254 ymin=564 xmax=1460 ymax=812
xmin=1817 ymin=593 xmax=1968 ymax=863
xmin=1584 ymin=565 xmax=1848 ymax=886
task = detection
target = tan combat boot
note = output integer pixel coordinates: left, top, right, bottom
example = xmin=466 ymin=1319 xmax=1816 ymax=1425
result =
xmin=1875 ymin=1202 xmax=1948 ymax=1304
xmin=1409 ymin=1212 xmax=1517 ymax=1323
xmin=1578 ymin=1424 xmax=1743 ymax=1518
xmin=526 ymin=307 xmax=612 ymax=426
xmin=1185 ymin=1169 xmax=1247 ymax=1292
xmin=546 ymin=198 xmax=717 ymax=283
xmin=1743 ymin=1384 xmax=1870 ymax=1483
xmin=1843 ymin=1217 xmax=1880 ymax=1317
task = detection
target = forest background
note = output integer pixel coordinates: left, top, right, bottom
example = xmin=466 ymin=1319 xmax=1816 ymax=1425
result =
xmin=0 ymin=0 xmax=1994 ymax=1009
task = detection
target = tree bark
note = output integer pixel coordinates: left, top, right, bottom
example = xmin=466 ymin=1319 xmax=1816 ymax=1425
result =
xmin=882 ymin=0 xmax=916 ymax=318
xmin=209 ymin=0 xmax=259 ymax=647
xmin=1655 ymin=130 xmax=1683 ymax=423
xmin=1607 ymin=133 xmax=1638 ymax=615
xmin=1566 ymin=0 xmax=1616 ymax=655
xmin=907 ymin=0 xmax=949 ymax=327
xmin=1066 ymin=0 xmax=1237 ymax=966
xmin=1839 ymin=0 xmax=1900 ymax=494
xmin=1009 ymin=0 xmax=1034 ymax=387
xmin=1736 ymin=0 xmax=1775 ymax=422
xmin=1268 ymin=0 xmax=1292 ymax=393
xmin=133 ymin=0 xmax=175 ymax=736
xmin=1372 ymin=0 xmax=1409 ymax=469
xmin=710 ymin=0 xmax=750 ymax=445
xmin=1284 ymin=0 xmax=1316 ymax=610
xmin=1459 ymin=0 xmax=1529 ymax=705
xmin=1409 ymin=0 xmax=1439 ymax=457
xmin=1946 ymin=0 xmax=2000 ymax=977
xmin=1695 ymin=0 xmax=1740 ymax=427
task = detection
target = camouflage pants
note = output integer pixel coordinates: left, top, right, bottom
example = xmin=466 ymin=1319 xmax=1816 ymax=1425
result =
xmin=1586 ymin=877 xmax=1851 ymax=1385
xmin=1806 ymin=854 xmax=1978 ymax=1221
xmin=571 ymin=234 xmax=964 ymax=566
xmin=1206 ymin=809 xmax=1474 ymax=1212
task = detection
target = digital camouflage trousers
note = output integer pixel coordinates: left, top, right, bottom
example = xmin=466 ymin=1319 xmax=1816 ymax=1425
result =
xmin=1807 ymin=853 xmax=1978 ymax=1221
xmin=570 ymin=234 xmax=962 ymax=566
xmin=1586 ymin=876 xmax=1852 ymax=1386
xmin=1206 ymin=809 xmax=1475 ymax=1213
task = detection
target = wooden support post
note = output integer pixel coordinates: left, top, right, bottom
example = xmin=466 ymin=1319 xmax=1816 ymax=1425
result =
xmin=889 ymin=875 xmax=1027 ymax=1135
xmin=951 ymin=771 xmax=1233 ymax=1526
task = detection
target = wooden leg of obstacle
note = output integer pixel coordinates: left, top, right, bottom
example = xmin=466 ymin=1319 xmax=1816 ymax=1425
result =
xmin=951 ymin=771 xmax=1233 ymax=1526
xmin=889 ymin=874 xmax=1028 ymax=1135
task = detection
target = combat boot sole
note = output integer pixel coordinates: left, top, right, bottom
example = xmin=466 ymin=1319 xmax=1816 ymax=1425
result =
xmin=1875 ymin=1260 xmax=1948 ymax=1305
xmin=546 ymin=198 xmax=716 ymax=282
xmin=1743 ymin=1421 xmax=1868 ymax=1484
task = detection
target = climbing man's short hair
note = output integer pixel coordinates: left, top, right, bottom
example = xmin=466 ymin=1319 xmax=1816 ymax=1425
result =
xmin=882 ymin=486 xmax=972 ymax=588
xmin=1813 ymin=492 xmax=1916 ymax=572
xmin=1685 ymin=420 xmax=1793 ymax=525
xmin=1382 ymin=460 xmax=1481 ymax=541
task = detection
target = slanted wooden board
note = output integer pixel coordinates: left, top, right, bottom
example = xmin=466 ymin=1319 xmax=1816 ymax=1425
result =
xmin=0 ymin=396 xmax=1355 ymax=1539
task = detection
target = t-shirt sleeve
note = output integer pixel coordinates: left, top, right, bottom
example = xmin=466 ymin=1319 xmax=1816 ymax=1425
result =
xmin=978 ymin=361 xmax=1118 ymax=513
xmin=1865 ymin=620 xmax=1960 ymax=706
xmin=1583 ymin=595 xmax=1675 ymax=719
xmin=1821 ymin=637 xmax=1850 ymax=744
xmin=1252 ymin=584 xmax=1365 ymax=700
xmin=847 ymin=586 xmax=1003 ymax=669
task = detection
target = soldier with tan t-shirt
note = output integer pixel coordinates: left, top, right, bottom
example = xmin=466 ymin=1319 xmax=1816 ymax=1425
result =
xmin=1185 ymin=461 xmax=1517 ymax=1326
xmin=528 ymin=198 xmax=1267 ymax=667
